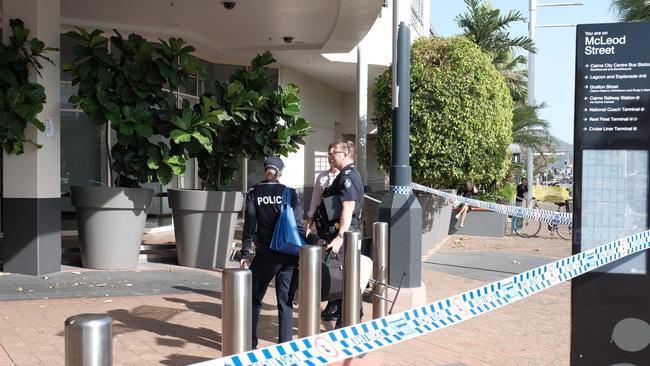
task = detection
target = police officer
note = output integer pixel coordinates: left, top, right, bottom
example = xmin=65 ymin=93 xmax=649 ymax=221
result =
xmin=240 ymin=157 xmax=305 ymax=348
xmin=315 ymin=140 xmax=364 ymax=328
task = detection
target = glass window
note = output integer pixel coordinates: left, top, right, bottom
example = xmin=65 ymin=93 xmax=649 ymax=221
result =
xmin=581 ymin=150 xmax=648 ymax=274
xmin=60 ymin=111 xmax=103 ymax=212
xmin=61 ymin=33 xmax=87 ymax=82
xmin=179 ymin=75 xmax=198 ymax=96
xmin=410 ymin=0 xmax=424 ymax=36
xmin=200 ymin=62 xmax=245 ymax=95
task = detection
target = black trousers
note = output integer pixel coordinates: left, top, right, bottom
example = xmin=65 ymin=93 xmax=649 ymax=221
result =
xmin=250 ymin=251 xmax=298 ymax=348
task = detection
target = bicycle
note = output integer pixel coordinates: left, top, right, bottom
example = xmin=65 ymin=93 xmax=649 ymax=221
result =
xmin=512 ymin=197 xmax=572 ymax=240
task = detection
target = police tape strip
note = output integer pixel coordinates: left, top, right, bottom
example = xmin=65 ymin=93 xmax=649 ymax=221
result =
xmin=192 ymin=230 xmax=650 ymax=366
xmin=411 ymin=182 xmax=573 ymax=227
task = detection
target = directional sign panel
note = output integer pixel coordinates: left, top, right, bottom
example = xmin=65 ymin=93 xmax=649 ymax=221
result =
xmin=575 ymin=22 xmax=650 ymax=149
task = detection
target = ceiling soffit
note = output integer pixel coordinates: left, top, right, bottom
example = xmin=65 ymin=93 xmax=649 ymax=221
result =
xmin=61 ymin=0 xmax=381 ymax=54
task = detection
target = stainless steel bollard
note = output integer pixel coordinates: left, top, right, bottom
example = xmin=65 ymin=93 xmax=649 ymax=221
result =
xmin=222 ymin=268 xmax=252 ymax=356
xmin=64 ymin=314 xmax=112 ymax=366
xmin=373 ymin=222 xmax=389 ymax=319
xmin=343 ymin=231 xmax=362 ymax=326
xmin=298 ymin=245 xmax=322 ymax=337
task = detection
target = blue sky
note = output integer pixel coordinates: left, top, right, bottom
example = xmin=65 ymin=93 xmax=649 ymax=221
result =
xmin=430 ymin=0 xmax=616 ymax=144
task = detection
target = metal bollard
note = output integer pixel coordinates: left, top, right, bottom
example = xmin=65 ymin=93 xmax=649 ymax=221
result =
xmin=222 ymin=268 xmax=252 ymax=356
xmin=372 ymin=222 xmax=389 ymax=319
xmin=64 ymin=314 xmax=112 ymax=366
xmin=298 ymin=245 xmax=322 ymax=337
xmin=343 ymin=231 xmax=362 ymax=326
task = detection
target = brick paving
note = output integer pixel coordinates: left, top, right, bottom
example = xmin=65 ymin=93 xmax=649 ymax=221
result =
xmin=0 ymin=231 xmax=571 ymax=365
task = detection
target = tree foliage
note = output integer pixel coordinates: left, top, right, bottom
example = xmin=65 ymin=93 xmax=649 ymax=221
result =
xmin=373 ymin=37 xmax=513 ymax=188
xmin=195 ymin=51 xmax=311 ymax=190
xmin=611 ymin=0 xmax=650 ymax=21
xmin=456 ymin=0 xmax=534 ymax=103
xmin=457 ymin=0 xmax=556 ymax=155
xmin=0 ymin=19 xmax=57 ymax=155
xmin=64 ymin=28 xmax=208 ymax=187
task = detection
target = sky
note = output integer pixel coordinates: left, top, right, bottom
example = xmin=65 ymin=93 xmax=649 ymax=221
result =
xmin=430 ymin=0 xmax=616 ymax=144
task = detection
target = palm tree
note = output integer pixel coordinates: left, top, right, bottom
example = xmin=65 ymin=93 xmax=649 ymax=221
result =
xmin=456 ymin=0 xmax=535 ymax=64
xmin=456 ymin=0 xmax=534 ymax=103
xmin=511 ymin=103 xmax=556 ymax=153
xmin=611 ymin=0 xmax=650 ymax=22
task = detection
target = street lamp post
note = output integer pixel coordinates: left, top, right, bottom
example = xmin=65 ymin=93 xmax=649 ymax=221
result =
xmin=378 ymin=0 xmax=422 ymax=289
xmin=527 ymin=0 xmax=583 ymax=204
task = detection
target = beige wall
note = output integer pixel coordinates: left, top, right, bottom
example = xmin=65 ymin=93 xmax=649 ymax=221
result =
xmin=2 ymin=0 xmax=61 ymax=199
xmin=279 ymin=66 xmax=340 ymax=189
xmin=338 ymin=90 xmax=378 ymax=136
xmin=334 ymin=90 xmax=385 ymax=189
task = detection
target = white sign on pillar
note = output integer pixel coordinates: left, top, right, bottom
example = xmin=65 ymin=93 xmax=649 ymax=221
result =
xmin=45 ymin=115 xmax=55 ymax=138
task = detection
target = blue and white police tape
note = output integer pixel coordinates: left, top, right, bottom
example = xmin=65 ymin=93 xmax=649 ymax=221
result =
xmin=192 ymin=230 xmax=650 ymax=366
xmin=411 ymin=182 xmax=573 ymax=227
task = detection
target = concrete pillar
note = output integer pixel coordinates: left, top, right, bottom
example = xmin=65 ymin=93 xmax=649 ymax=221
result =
xmin=356 ymin=41 xmax=368 ymax=183
xmin=379 ymin=0 xmax=422 ymax=288
xmin=2 ymin=0 xmax=61 ymax=275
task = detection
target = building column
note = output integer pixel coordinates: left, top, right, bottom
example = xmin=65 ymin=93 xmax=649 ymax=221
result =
xmin=2 ymin=0 xmax=61 ymax=275
xmin=379 ymin=0 xmax=422 ymax=288
xmin=355 ymin=41 xmax=368 ymax=183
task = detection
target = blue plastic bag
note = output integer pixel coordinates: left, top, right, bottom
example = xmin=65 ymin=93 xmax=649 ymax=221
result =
xmin=270 ymin=187 xmax=305 ymax=256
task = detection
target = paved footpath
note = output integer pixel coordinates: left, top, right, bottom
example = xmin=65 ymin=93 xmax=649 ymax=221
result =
xmin=0 ymin=230 xmax=571 ymax=365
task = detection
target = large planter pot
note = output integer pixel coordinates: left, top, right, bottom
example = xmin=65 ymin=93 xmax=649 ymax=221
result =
xmin=363 ymin=189 xmax=456 ymax=254
xmin=168 ymin=189 xmax=244 ymax=268
xmin=416 ymin=189 xmax=456 ymax=252
xmin=71 ymin=186 xmax=153 ymax=270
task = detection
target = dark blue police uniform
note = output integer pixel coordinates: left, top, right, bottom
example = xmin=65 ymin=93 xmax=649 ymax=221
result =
xmin=316 ymin=163 xmax=364 ymax=328
xmin=316 ymin=163 xmax=364 ymax=238
xmin=241 ymin=179 xmax=305 ymax=348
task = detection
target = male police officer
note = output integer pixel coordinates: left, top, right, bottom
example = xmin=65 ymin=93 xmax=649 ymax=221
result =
xmin=315 ymin=140 xmax=364 ymax=328
xmin=240 ymin=157 xmax=305 ymax=348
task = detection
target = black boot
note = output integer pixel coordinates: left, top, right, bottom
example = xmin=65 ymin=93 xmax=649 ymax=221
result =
xmin=321 ymin=301 xmax=338 ymax=320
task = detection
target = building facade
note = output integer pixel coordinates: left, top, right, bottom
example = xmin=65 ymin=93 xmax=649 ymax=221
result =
xmin=0 ymin=0 xmax=430 ymax=274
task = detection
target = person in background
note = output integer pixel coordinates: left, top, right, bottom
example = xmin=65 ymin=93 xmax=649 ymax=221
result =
xmin=511 ymin=177 xmax=529 ymax=232
xmin=306 ymin=143 xmax=339 ymax=237
xmin=516 ymin=177 xmax=528 ymax=206
xmin=240 ymin=157 xmax=305 ymax=348
xmin=305 ymin=143 xmax=340 ymax=320
xmin=454 ymin=181 xmax=478 ymax=227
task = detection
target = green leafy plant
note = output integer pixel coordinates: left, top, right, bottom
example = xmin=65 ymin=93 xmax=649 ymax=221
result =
xmin=0 ymin=19 xmax=57 ymax=155
xmin=373 ymin=36 xmax=513 ymax=188
xmin=478 ymin=181 xmax=516 ymax=204
xmin=456 ymin=0 xmax=556 ymax=159
xmin=195 ymin=51 xmax=310 ymax=190
xmin=64 ymin=28 xmax=208 ymax=187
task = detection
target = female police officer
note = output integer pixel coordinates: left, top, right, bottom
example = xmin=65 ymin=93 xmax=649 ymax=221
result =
xmin=240 ymin=157 xmax=305 ymax=348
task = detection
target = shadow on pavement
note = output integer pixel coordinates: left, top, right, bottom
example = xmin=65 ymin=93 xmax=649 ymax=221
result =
xmin=107 ymin=306 xmax=223 ymax=351
xmin=164 ymin=297 xmax=221 ymax=319
xmin=423 ymin=261 xmax=519 ymax=276
xmin=173 ymin=286 xmax=220 ymax=298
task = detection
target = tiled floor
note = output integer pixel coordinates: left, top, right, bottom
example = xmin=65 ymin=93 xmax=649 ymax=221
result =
xmin=0 ymin=232 xmax=572 ymax=365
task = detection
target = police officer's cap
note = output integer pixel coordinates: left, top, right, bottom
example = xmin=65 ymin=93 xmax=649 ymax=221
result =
xmin=264 ymin=156 xmax=284 ymax=174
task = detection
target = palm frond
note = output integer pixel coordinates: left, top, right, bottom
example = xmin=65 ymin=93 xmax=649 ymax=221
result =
xmin=611 ymin=0 xmax=650 ymax=22
xmin=512 ymin=102 xmax=556 ymax=152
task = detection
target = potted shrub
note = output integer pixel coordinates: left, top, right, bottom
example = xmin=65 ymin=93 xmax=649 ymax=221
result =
xmin=0 ymin=19 xmax=56 ymax=155
xmin=169 ymin=51 xmax=310 ymax=268
xmin=64 ymin=28 xmax=209 ymax=269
